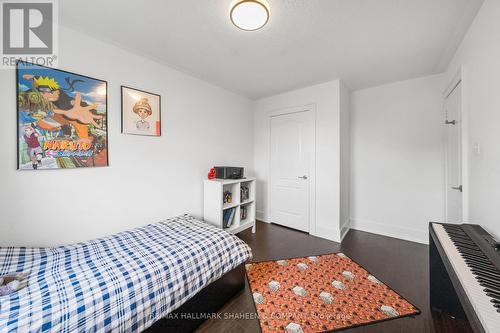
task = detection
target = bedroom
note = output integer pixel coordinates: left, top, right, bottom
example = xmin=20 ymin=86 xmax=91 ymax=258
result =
xmin=0 ymin=0 xmax=499 ymax=332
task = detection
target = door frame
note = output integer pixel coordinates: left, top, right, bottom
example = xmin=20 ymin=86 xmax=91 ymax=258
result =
xmin=267 ymin=104 xmax=317 ymax=234
xmin=443 ymin=66 xmax=468 ymax=222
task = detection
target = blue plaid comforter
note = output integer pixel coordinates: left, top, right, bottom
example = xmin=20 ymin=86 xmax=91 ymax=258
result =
xmin=0 ymin=215 xmax=252 ymax=333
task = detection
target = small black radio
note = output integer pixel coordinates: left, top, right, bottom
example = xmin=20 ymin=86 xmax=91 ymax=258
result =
xmin=214 ymin=166 xmax=244 ymax=179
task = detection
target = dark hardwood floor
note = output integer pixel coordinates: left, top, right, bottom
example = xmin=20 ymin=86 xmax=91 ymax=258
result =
xmin=195 ymin=221 xmax=473 ymax=333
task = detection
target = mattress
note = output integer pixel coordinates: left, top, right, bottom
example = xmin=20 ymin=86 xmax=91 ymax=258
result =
xmin=0 ymin=215 xmax=252 ymax=332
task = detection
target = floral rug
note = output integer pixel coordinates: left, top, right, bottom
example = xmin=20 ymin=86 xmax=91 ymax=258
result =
xmin=245 ymin=253 xmax=420 ymax=332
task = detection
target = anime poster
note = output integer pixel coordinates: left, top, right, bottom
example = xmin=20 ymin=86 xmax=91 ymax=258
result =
xmin=17 ymin=61 xmax=108 ymax=170
xmin=121 ymin=86 xmax=161 ymax=136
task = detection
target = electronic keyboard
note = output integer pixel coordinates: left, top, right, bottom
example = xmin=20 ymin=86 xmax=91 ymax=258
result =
xmin=430 ymin=223 xmax=500 ymax=333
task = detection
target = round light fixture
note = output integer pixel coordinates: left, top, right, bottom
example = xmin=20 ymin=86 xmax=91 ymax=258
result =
xmin=230 ymin=0 xmax=270 ymax=31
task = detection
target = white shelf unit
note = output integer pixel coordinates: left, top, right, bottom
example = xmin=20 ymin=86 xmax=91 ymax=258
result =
xmin=203 ymin=177 xmax=256 ymax=234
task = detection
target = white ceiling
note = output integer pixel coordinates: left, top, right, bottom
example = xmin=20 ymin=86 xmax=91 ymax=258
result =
xmin=60 ymin=0 xmax=484 ymax=99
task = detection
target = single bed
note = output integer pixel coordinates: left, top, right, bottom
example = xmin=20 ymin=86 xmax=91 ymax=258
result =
xmin=0 ymin=215 xmax=252 ymax=332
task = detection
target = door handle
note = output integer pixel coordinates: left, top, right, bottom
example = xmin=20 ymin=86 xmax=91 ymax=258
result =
xmin=451 ymin=185 xmax=463 ymax=192
xmin=298 ymin=175 xmax=308 ymax=180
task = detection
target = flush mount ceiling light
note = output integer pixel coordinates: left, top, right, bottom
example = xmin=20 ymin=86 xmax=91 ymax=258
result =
xmin=230 ymin=0 xmax=270 ymax=31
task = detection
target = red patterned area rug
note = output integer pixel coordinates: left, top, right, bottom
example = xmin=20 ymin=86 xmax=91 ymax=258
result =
xmin=245 ymin=253 xmax=420 ymax=332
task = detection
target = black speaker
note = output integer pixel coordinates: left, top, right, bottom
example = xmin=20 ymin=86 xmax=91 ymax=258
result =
xmin=214 ymin=166 xmax=244 ymax=179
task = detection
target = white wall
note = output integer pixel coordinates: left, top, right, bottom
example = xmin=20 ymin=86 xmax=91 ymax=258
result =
xmin=350 ymin=74 xmax=445 ymax=244
xmin=253 ymin=80 xmax=347 ymax=242
xmin=445 ymin=0 xmax=500 ymax=239
xmin=0 ymin=26 xmax=253 ymax=247
xmin=5 ymin=2 xmax=497 ymax=248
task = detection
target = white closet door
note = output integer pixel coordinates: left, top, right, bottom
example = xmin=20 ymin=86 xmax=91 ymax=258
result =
xmin=270 ymin=110 xmax=314 ymax=232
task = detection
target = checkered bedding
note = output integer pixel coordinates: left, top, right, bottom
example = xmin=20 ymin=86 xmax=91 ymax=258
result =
xmin=0 ymin=215 xmax=252 ymax=333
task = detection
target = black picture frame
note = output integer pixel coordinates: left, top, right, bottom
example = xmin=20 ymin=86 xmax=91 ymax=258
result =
xmin=16 ymin=60 xmax=109 ymax=170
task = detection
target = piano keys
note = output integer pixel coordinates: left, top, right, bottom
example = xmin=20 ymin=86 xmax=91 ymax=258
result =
xmin=430 ymin=223 xmax=500 ymax=333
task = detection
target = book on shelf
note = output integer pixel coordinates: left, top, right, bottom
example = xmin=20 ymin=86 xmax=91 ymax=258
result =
xmin=223 ymin=209 xmax=230 ymax=228
xmin=227 ymin=208 xmax=236 ymax=228
xmin=241 ymin=206 xmax=247 ymax=220
xmin=223 ymin=208 xmax=236 ymax=228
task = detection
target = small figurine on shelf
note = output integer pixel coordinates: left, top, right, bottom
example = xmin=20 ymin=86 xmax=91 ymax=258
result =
xmin=223 ymin=191 xmax=232 ymax=204
xmin=208 ymin=167 xmax=216 ymax=180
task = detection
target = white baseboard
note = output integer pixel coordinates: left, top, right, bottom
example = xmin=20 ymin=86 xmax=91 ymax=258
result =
xmin=350 ymin=218 xmax=428 ymax=245
xmin=256 ymin=210 xmax=271 ymax=223
xmin=312 ymin=225 xmax=341 ymax=243
xmin=340 ymin=218 xmax=350 ymax=242
xmin=257 ymin=210 xmax=344 ymax=244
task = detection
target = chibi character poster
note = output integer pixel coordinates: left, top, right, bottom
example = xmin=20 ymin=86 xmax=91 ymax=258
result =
xmin=17 ymin=61 xmax=108 ymax=170
xmin=121 ymin=86 xmax=161 ymax=136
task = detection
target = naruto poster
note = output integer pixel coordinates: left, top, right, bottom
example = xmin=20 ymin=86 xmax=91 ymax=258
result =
xmin=16 ymin=61 xmax=108 ymax=170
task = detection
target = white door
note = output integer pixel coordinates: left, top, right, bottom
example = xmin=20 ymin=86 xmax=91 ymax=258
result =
xmin=270 ymin=110 xmax=314 ymax=232
xmin=445 ymin=82 xmax=463 ymax=222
